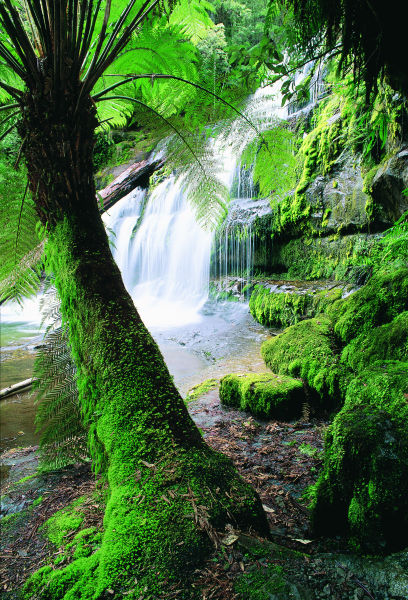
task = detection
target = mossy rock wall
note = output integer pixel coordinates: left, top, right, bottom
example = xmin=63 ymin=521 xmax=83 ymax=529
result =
xmin=341 ymin=311 xmax=408 ymax=372
xmin=310 ymin=361 xmax=408 ymax=552
xmin=258 ymin=267 xmax=408 ymax=551
xmin=251 ymin=225 xmax=379 ymax=281
xmin=328 ymin=267 xmax=408 ymax=343
xmin=249 ymin=282 xmax=345 ymax=328
xmin=249 ymin=94 xmax=408 ymax=282
xmin=219 ymin=373 xmax=305 ymax=420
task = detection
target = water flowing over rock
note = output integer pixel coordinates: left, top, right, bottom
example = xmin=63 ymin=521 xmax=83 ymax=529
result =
xmin=103 ymin=179 xmax=213 ymax=328
xmin=102 ymin=85 xmax=288 ymax=325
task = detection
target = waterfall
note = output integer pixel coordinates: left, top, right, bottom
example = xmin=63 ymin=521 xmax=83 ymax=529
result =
xmin=103 ymin=177 xmax=213 ymax=328
xmin=103 ymin=84 xmax=286 ymax=325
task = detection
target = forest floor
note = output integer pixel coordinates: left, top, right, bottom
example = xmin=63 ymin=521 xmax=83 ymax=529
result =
xmin=1 ymin=386 xmax=407 ymax=600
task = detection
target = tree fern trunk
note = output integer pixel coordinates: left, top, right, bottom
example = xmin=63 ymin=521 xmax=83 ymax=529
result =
xmin=21 ymin=100 xmax=268 ymax=598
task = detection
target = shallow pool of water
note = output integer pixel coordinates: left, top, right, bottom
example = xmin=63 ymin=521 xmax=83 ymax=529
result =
xmin=0 ymin=299 xmax=273 ymax=456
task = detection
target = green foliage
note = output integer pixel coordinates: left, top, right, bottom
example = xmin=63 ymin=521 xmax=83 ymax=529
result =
xmin=281 ymin=0 xmax=407 ymax=97
xmin=196 ymin=23 xmax=230 ymax=92
xmin=220 ymin=372 xmax=305 ymax=419
xmin=209 ymin=0 xmax=272 ymax=91
xmin=212 ymin=0 xmax=268 ymax=48
xmin=310 ymin=361 xmax=408 ymax=552
xmin=0 ymin=0 xmax=265 ymax=283
xmin=93 ymin=132 xmax=115 ymax=172
xmin=351 ymin=210 xmax=408 ymax=275
xmin=33 ymin=289 xmax=88 ymax=470
xmin=240 ymin=124 xmax=297 ymax=199
xmin=298 ymin=442 xmax=322 ymax=458
xmin=261 ymin=315 xmax=344 ymax=402
xmin=0 ymin=153 xmax=42 ymax=304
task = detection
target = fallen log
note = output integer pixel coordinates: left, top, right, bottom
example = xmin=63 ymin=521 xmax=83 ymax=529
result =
xmin=99 ymin=156 xmax=164 ymax=212
xmin=0 ymin=378 xmax=37 ymax=400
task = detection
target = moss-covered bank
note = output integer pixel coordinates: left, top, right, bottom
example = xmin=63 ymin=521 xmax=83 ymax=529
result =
xmin=249 ymin=283 xmax=344 ymax=328
xmin=261 ymin=315 xmax=343 ymax=404
xmin=257 ymin=263 xmax=408 ymax=551
xmin=310 ymin=361 xmax=408 ymax=552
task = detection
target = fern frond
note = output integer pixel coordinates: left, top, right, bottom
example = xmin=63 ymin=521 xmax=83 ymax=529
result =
xmin=0 ymin=158 xmax=42 ymax=304
xmin=33 ymin=289 xmax=88 ymax=470
xmin=168 ymin=0 xmax=214 ymax=43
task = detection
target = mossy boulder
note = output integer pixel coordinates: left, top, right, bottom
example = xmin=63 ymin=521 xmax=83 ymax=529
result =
xmin=310 ymin=361 xmax=408 ymax=552
xmin=341 ymin=311 xmax=408 ymax=372
xmin=261 ymin=315 xmax=344 ymax=403
xmin=219 ymin=373 xmax=305 ymax=420
xmin=328 ymin=267 xmax=408 ymax=343
xmin=249 ymin=282 xmax=346 ymax=329
xmin=249 ymin=285 xmax=314 ymax=328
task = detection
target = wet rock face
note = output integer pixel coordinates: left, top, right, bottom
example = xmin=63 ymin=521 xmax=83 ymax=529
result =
xmin=371 ymin=146 xmax=408 ymax=225
xmin=305 ymin=155 xmax=372 ymax=235
xmin=304 ymin=147 xmax=408 ymax=235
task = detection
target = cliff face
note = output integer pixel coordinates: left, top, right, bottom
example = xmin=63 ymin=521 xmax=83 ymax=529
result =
xmin=248 ymin=104 xmax=408 ymax=281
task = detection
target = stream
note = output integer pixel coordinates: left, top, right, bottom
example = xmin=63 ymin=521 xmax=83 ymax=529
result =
xmin=0 ymin=297 xmax=272 ymax=457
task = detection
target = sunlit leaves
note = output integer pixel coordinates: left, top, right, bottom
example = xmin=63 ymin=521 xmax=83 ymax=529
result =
xmin=0 ymin=157 xmax=43 ymax=304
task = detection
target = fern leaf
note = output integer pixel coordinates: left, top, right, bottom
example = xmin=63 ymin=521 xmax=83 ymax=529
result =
xmin=0 ymin=159 xmax=43 ymax=304
xmin=33 ymin=289 xmax=88 ymax=470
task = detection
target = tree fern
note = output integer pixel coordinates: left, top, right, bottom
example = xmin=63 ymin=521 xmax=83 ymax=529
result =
xmin=0 ymin=0 xmax=264 ymax=304
xmin=33 ymin=288 xmax=88 ymax=470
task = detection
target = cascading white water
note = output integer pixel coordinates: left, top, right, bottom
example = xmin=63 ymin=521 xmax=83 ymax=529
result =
xmin=103 ymin=187 xmax=147 ymax=290
xmin=103 ymin=177 xmax=213 ymax=328
xmin=102 ymin=83 xmax=289 ymax=326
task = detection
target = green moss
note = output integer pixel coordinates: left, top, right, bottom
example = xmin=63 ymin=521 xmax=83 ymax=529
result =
xmin=310 ymin=361 xmax=408 ymax=552
xmin=219 ymin=372 xmax=305 ymax=420
xmin=328 ymin=267 xmax=408 ymax=343
xmin=67 ymin=528 xmax=103 ymax=560
xmin=261 ymin=315 xmax=345 ymax=403
xmin=25 ymin=447 xmax=268 ymax=600
xmin=341 ymin=311 xmax=408 ymax=372
xmin=24 ymin=200 xmax=267 ymax=598
xmin=272 ymin=235 xmax=372 ymax=281
xmin=185 ymin=378 xmax=218 ymax=403
xmin=266 ymin=74 xmax=405 ymax=244
xmin=249 ymin=285 xmax=313 ymax=328
xmin=298 ymin=443 xmax=322 ymax=459
xmin=14 ymin=474 xmax=37 ymax=485
xmin=43 ymin=497 xmax=87 ymax=547
xmin=249 ymin=283 xmax=344 ymax=328
xmin=235 ymin=564 xmax=289 ymax=599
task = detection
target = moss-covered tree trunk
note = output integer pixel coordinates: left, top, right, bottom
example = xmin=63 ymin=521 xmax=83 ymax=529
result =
xmin=21 ymin=99 xmax=268 ymax=598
